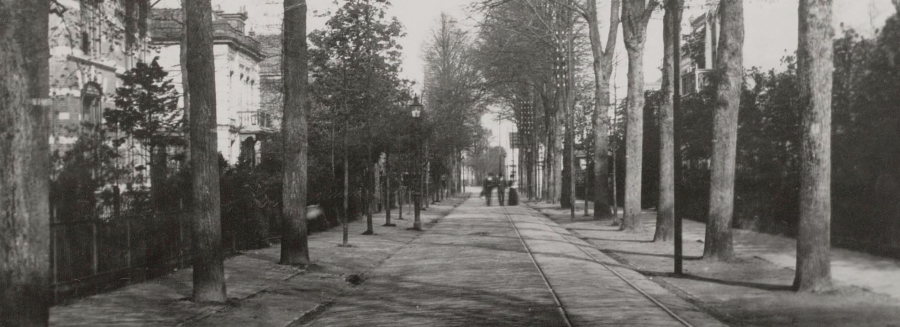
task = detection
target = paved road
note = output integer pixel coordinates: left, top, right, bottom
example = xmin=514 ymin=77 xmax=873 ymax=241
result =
xmin=303 ymin=191 xmax=725 ymax=327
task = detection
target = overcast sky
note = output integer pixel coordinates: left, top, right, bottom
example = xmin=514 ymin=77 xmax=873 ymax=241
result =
xmin=157 ymin=0 xmax=898 ymax=150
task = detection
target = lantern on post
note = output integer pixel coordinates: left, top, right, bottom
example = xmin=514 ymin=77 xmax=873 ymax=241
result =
xmin=408 ymin=94 xmax=424 ymax=231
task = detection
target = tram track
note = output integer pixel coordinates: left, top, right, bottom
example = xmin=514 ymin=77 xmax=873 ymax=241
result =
xmin=500 ymin=204 xmax=695 ymax=327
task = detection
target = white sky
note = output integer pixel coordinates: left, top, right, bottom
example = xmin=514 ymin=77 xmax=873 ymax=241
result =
xmin=156 ymin=0 xmax=897 ymax=156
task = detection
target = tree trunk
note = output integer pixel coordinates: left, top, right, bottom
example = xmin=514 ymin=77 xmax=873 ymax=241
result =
xmin=425 ymin=145 xmax=430 ymax=208
xmin=384 ymin=151 xmax=394 ymax=226
xmin=562 ymin=123 xmax=572 ymax=208
xmin=0 ymin=0 xmax=51 ymax=325
xmin=150 ymin=145 xmax=168 ymax=212
xmin=544 ymin=116 xmax=552 ymax=202
xmin=181 ymin=12 xmax=190 ymax=162
xmin=342 ymin=130 xmax=350 ymax=246
xmin=654 ymin=0 xmax=682 ymax=242
xmin=621 ymin=0 xmax=657 ymax=231
xmin=566 ymin=14 xmax=577 ymax=217
xmin=363 ymin=152 xmax=374 ymax=235
xmin=622 ymin=47 xmax=644 ymax=232
xmin=561 ymin=50 xmax=572 ymax=209
xmin=795 ymin=0 xmax=833 ymax=292
xmin=612 ymin=126 xmax=619 ymax=221
xmin=587 ymin=0 xmax=620 ymax=220
xmin=374 ymin=160 xmax=381 ymax=210
xmin=281 ymin=0 xmax=310 ymax=265
xmin=148 ymin=145 xmax=169 ymax=269
xmin=555 ymin=105 xmax=564 ymax=205
xmin=186 ymin=0 xmax=226 ymax=303
xmin=397 ymin=184 xmax=404 ymax=220
xmin=703 ymin=0 xmax=743 ymax=261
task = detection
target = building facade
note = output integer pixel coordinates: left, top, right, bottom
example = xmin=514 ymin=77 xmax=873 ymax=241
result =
xmin=49 ymin=0 xmax=151 ymax=144
xmin=150 ymin=8 xmax=272 ymax=165
xmin=681 ymin=6 xmax=720 ymax=95
xmin=48 ymin=0 xmax=155 ymax=183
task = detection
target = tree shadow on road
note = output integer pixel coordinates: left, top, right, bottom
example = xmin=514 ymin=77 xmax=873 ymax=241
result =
xmin=603 ymin=249 xmax=703 ymax=260
xmin=639 ymin=270 xmax=794 ymax=292
xmin=582 ymin=237 xmax=654 ymax=244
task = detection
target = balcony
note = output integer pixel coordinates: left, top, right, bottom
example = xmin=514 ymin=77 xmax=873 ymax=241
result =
xmin=236 ymin=111 xmax=274 ymax=134
xmin=681 ymin=68 xmax=714 ymax=95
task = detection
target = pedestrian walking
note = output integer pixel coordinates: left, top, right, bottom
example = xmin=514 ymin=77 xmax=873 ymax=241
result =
xmin=482 ymin=173 xmax=495 ymax=206
xmin=508 ymin=173 xmax=519 ymax=206
xmin=497 ymin=176 xmax=506 ymax=206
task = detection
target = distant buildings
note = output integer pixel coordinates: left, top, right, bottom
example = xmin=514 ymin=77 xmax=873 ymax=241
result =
xmin=681 ymin=6 xmax=720 ymax=95
xmin=256 ymin=33 xmax=284 ymax=131
xmin=49 ymin=0 xmax=151 ymax=147
xmin=150 ymin=7 xmax=273 ymax=165
xmin=48 ymin=0 xmax=155 ymax=189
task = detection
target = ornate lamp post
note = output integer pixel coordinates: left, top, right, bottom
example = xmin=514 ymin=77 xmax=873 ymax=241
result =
xmin=409 ymin=95 xmax=424 ymax=231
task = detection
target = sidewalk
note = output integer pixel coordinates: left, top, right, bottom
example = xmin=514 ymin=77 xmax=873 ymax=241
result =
xmin=49 ymin=195 xmax=468 ymax=327
xmin=529 ymin=202 xmax=900 ymax=326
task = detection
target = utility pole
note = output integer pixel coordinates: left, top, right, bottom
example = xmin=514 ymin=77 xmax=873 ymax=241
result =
xmin=670 ymin=0 xmax=684 ymax=275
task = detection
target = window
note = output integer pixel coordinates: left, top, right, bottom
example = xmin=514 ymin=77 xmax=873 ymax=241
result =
xmin=80 ymin=0 xmax=100 ymax=56
xmin=81 ymin=83 xmax=102 ymax=126
xmin=123 ymin=0 xmax=136 ymax=50
xmin=81 ymin=30 xmax=91 ymax=54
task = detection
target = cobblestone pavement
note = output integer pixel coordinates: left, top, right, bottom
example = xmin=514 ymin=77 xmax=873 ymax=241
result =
xmin=303 ymin=192 xmax=724 ymax=327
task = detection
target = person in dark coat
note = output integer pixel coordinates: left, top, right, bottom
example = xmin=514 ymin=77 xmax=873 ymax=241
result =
xmin=482 ymin=173 xmax=495 ymax=206
xmin=507 ymin=173 xmax=519 ymax=205
xmin=497 ymin=176 xmax=506 ymax=206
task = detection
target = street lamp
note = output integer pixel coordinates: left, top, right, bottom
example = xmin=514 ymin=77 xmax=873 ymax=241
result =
xmin=409 ymin=94 xmax=424 ymax=231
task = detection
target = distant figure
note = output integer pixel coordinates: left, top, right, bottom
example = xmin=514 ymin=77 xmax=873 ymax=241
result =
xmin=497 ymin=176 xmax=506 ymax=206
xmin=482 ymin=173 xmax=495 ymax=206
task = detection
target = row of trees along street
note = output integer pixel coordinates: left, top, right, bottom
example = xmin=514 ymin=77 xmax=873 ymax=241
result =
xmin=3 ymin=0 xmax=900 ymax=324
xmin=1 ymin=0 xmax=489 ymax=324
xmin=469 ymin=0 xmax=900 ymax=295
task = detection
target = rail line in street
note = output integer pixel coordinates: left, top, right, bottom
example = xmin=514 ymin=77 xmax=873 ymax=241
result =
xmin=501 ymin=204 xmax=694 ymax=327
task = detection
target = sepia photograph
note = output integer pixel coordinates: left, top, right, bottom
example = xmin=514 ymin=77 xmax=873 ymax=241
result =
xmin=2 ymin=0 xmax=899 ymax=326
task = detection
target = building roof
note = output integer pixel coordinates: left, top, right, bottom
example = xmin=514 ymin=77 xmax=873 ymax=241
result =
xmin=149 ymin=8 xmax=263 ymax=61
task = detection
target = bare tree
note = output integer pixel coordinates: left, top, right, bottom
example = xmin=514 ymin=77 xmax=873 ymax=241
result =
xmin=654 ymin=0 xmax=683 ymax=242
xmin=0 ymin=0 xmax=51 ymax=325
xmin=186 ymin=0 xmax=226 ymax=303
xmin=703 ymin=0 xmax=744 ymax=261
xmin=281 ymin=0 xmax=311 ymax=265
xmin=620 ymin=0 xmax=658 ymax=231
xmin=794 ymin=0 xmax=834 ymax=292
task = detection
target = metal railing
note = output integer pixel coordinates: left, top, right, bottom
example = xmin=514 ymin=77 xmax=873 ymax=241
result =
xmin=49 ymin=203 xmax=193 ymax=303
xmin=237 ymin=110 xmax=273 ymax=132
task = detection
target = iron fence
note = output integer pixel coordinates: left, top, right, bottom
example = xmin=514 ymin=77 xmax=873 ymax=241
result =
xmin=49 ymin=202 xmax=193 ymax=303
